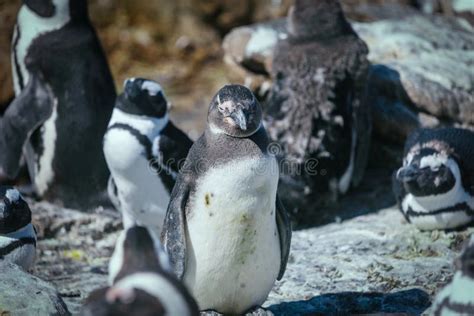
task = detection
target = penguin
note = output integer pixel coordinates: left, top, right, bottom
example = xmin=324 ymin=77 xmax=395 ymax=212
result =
xmin=161 ymin=85 xmax=292 ymax=314
xmin=393 ymin=127 xmax=474 ymax=230
xmin=103 ymin=78 xmax=193 ymax=234
xmin=81 ymin=226 xmax=199 ymax=316
xmin=2 ymin=0 xmax=116 ymax=208
xmin=0 ymin=186 xmax=36 ymax=271
xmin=264 ymin=0 xmax=371 ymax=216
xmin=431 ymin=236 xmax=474 ymax=315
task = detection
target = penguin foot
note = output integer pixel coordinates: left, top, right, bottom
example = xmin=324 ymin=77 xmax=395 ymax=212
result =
xmin=199 ymin=310 xmax=222 ymax=316
xmin=244 ymin=306 xmax=274 ymax=316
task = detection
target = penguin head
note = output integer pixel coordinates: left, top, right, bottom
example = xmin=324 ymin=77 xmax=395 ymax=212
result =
xmin=0 ymin=187 xmax=32 ymax=235
xmin=22 ymin=0 xmax=87 ymax=21
xmin=109 ymin=226 xmax=171 ymax=285
xmin=208 ymin=84 xmax=262 ymax=138
xmin=396 ymin=148 xmax=459 ymax=197
xmin=287 ymin=0 xmax=353 ymax=41
xmin=82 ymin=286 xmax=165 ymax=316
xmin=117 ymin=78 xmax=169 ymax=118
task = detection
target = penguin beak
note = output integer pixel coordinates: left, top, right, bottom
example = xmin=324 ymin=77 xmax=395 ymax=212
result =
xmin=396 ymin=165 xmax=420 ymax=182
xmin=229 ymin=108 xmax=247 ymax=131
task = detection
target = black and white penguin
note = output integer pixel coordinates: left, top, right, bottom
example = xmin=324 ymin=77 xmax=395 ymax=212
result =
xmin=265 ymin=0 xmax=371 ymax=216
xmin=103 ymin=78 xmax=192 ymax=234
xmin=2 ymin=0 xmax=116 ymax=208
xmin=393 ymin=128 xmax=474 ymax=230
xmin=431 ymin=236 xmax=474 ymax=315
xmin=0 ymin=186 xmax=36 ymax=271
xmin=81 ymin=226 xmax=199 ymax=316
xmin=161 ymin=85 xmax=292 ymax=314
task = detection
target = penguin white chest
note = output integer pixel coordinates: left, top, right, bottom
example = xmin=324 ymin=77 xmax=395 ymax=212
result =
xmin=103 ymin=127 xmax=169 ymax=233
xmin=185 ymin=157 xmax=281 ymax=314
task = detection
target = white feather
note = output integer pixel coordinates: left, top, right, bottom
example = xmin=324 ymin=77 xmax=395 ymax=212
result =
xmin=141 ymin=81 xmax=163 ymax=96
xmin=5 ymin=189 xmax=21 ymax=203
xmin=34 ymin=98 xmax=58 ymax=195
xmin=184 ymin=157 xmax=281 ymax=314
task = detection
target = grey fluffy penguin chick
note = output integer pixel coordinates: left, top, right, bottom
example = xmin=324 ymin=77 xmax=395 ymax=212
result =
xmin=161 ymin=84 xmax=291 ymax=314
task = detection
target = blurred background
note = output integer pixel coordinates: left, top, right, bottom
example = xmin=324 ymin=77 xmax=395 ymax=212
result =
xmin=1 ymin=0 xmax=472 ymax=140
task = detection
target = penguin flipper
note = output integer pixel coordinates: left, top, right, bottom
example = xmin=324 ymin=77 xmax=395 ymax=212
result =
xmin=0 ymin=72 xmax=53 ymax=178
xmin=276 ymin=194 xmax=292 ymax=280
xmin=159 ymin=122 xmax=193 ymax=175
xmin=161 ymin=175 xmax=191 ymax=280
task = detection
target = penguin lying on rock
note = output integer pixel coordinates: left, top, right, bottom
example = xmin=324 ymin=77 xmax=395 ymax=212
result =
xmin=81 ymin=226 xmax=198 ymax=316
xmin=0 ymin=186 xmax=36 ymax=271
xmin=161 ymin=84 xmax=292 ymax=314
xmin=393 ymin=127 xmax=474 ymax=230
xmin=103 ymin=78 xmax=192 ymax=235
xmin=431 ymin=236 xmax=474 ymax=315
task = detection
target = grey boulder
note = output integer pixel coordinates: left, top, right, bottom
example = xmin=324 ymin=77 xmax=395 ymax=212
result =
xmin=0 ymin=261 xmax=70 ymax=315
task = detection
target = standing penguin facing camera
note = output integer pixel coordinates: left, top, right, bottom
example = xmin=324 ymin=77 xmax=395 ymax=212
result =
xmin=1 ymin=0 xmax=116 ymax=208
xmin=161 ymin=85 xmax=292 ymax=314
xmin=103 ymin=78 xmax=192 ymax=235
xmin=265 ymin=0 xmax=371 ymax=218
xmin=393 ymin=128 xmax=474 ymax=230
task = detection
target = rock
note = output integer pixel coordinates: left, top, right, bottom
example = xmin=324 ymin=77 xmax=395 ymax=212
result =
xmin=354 ymin=15 xmax=474 ymax=125
xmin=343 ymin=2 xmax=420 ymax=22
xmin=223 ymin=13 xmax=474 ymax=141
xmin=0 ymin=261 xmax=70 ymax=315
xmin=265 ymin=206 xmax=473 ymax=314
xmin=367 ymin=64 xmax=421 ymax=144
xmin=30 ymin=200 xmax=122 ymax=314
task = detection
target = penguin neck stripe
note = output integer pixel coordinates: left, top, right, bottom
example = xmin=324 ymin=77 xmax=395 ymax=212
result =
xmin=405 ymin=202 xmax=473 ymax=217
xmin=0 ymin=237 xmax=36 ymax=258
xmin=107 ymin=123 xmax=154 ymax=161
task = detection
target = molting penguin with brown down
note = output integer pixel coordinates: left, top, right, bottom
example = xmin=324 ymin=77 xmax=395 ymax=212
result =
xmin=265 ymin=0 xmax=371 ymax=218
xmin=161 ymin=84 xmax=291 ymax=314
xmin=393 ymin=127 xmax=474 ymax=230
xmin=0 ymin=186 xmax=36 ymax=271
xmin=1 ymin=0 xmax=116 ymax=208
xmin=81 ymin=226 xmax=198 ymax=316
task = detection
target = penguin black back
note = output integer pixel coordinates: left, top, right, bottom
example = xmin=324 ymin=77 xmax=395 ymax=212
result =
xmin=8 ymin=0 xmax=116 ymax=208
